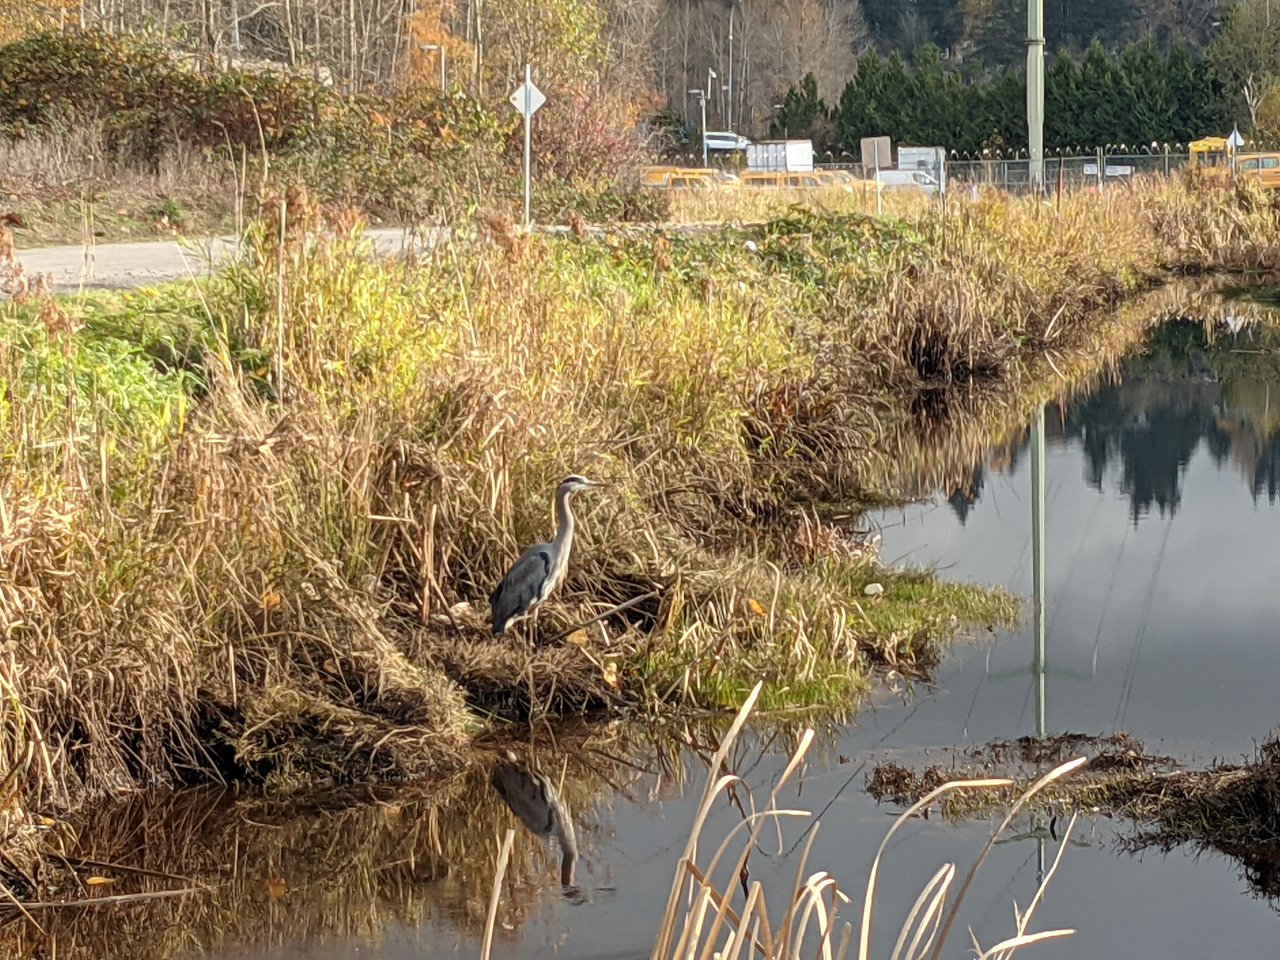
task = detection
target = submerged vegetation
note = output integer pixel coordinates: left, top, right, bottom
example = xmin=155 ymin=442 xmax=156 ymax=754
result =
xmin=868 ymin=728 xmax=1280 ymax=906
xmin=3 ymin=174 xmax=1280 ymax=829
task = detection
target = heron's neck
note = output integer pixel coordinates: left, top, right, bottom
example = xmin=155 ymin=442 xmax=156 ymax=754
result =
xmin=553 ymin=489 xmax=575 ymax=550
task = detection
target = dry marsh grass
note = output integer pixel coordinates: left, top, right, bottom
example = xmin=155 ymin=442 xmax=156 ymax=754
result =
xmin=0 ymin=125 xmax=244 ymax=244
xmin=2 ymin=175 xmax=1276 ymax=819
xmin=648 ymin=684 xmax=1087 ymax=960
xmin=664 ymin=183 xmax=919 ymax=225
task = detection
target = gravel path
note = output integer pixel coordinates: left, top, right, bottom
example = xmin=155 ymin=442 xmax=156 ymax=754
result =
xmin=12 ymin=227 xmax=442 ymax=294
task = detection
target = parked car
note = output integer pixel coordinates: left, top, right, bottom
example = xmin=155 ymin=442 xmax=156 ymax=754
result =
xmin=1234 ymin=153 xmax=1280 ymax=188
xmin=739 ymin=170 xmax=827 ymax=189
xmin=816 ymin=169 xmax=885 ymax=194
xmin=639 ymin=166 xmax=738 ymax=190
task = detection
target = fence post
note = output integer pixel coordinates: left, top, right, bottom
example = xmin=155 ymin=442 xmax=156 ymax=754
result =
xmin=1096 ymin=146 xmax=1104 ymax=194
xmin=1163 ymin=143 xmax=1170 ymax=178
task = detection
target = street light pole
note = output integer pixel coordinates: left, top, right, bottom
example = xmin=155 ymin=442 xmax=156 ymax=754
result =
xmin=690 ymin=89 xmax=708 ymax=167
xmin=1027 ymin=0 xmax=1045 ymax=189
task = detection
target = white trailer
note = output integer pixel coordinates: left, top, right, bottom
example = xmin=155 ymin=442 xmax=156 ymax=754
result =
xmin=746 ymin=139 xmax=814 ymax=172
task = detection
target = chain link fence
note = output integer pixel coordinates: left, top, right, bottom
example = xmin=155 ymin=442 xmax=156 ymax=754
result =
xmin=817 ymin=148 xmax=1193 ymax=195
xmin=664 ymin=145 xmax=1230 ymax=196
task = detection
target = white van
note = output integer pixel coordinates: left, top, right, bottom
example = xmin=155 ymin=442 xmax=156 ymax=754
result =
xmin=703 ymin=131 xmax=752 ymax=152
xmin=873 ymin=169 xmax=941 ymax=195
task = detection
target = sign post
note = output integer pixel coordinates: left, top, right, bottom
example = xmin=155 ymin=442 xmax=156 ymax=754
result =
xmin=508 ymin=65 xmax=546 ymax=228
xmin=1228 ymin=125 xmax=1245 ymax=177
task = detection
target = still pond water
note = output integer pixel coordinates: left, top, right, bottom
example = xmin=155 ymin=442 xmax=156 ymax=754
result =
xmin=48 ymin=304 xmax=1280 ymax=959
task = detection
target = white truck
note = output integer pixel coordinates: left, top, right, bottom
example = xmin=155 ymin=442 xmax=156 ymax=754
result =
xmin=746 ymin=139 xmax=814 ymax=173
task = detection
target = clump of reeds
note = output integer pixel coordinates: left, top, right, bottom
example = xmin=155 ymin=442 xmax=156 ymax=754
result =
xmin=0 ymin=214 xmax=473 ymax=808
xmin=648 ymin=683 xmax=1087 ymax=960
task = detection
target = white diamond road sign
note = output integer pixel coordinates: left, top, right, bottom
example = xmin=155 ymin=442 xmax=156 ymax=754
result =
xmin=510 ymin=79 xmax=546 ymax=119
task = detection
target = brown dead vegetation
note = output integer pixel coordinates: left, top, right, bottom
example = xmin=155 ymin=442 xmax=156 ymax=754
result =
xmin=868 ymin=731 xmax=1280 ymax=903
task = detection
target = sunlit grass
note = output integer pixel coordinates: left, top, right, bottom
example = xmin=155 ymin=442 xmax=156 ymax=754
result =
xmin=3 ymin=175 xmax=1277 ymax=809
xmin=664 ymin=183 xmax=925 ymax=223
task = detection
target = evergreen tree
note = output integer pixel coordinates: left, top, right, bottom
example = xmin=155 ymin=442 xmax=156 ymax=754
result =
xmin=880 ymin=52 xmax=918 ymax=140
xmin=1168 ymin=40 xmax=1224 ymax=139
xmin=1075 ymin=40 xmax=1135 ymax=145
xmin=911 ymin=43 xmax=960 ymax=144
xmin=822 ymin=27 xmax=1228 ymax=155
xmin=772 ymin=72 xmax=829 ymax=144
xmin=1045 ymin=50 xmax=1082 ymax=148
xmin=1122 ymin=38 xmax=1176 ymax=144
xmin=834 ymin=51 xmax=888 ymax=150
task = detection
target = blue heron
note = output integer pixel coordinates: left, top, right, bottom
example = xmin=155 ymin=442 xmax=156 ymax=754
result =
xmin=491 ymin=750 xmax=579 ymax=887
xmin=490 ymin=474 xmax=600 ymax=637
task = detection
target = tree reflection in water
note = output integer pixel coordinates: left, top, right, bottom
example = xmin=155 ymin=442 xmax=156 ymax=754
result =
xmin=937 ymin=313 xmax=1280 ymax=525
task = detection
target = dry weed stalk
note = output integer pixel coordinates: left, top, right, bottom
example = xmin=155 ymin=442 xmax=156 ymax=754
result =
xmin=650 ymin=683 xmax=1085 ymax=960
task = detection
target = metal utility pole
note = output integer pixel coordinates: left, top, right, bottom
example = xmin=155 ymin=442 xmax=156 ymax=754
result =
xmin=1027 ymin=0 xmax=1045 ymax=190
xmin=690 ymin=89 xmax=708 ymax=166
xmin=419 ymin=43 xmax=446 ymax=93
xmin=727 ymin=3 xmax=735 ymax=131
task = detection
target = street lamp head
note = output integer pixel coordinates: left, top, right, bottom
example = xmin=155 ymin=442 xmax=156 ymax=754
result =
xmin=709 ymin=69 xmax=718 ymax=79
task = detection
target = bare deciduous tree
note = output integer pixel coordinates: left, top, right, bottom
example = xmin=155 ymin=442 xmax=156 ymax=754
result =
xmin=650 ymin=0 xmax=866 ymax=135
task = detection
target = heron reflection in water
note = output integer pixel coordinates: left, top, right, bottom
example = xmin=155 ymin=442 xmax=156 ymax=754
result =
xmin=491 ymin=750 xmax=580 ymax=891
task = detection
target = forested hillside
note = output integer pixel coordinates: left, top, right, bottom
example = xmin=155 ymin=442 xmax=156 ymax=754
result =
xmin=2 ymin=0 xmax=1279 ymax=178
xmin=865 ymin=0 xmax=1223 ymax=59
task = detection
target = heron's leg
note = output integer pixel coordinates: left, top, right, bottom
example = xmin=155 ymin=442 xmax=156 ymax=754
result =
xmin=524 ymin=608 xmax=539 ymax=723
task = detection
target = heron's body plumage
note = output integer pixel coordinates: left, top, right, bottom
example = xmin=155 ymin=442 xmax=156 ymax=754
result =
xmin=489 ymin=475 xmax=592 ymax=636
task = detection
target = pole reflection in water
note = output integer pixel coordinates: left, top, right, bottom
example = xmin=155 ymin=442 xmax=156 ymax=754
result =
xmin=1032 ymin=403 xmax=1048 ymax=882
xmin=1031 ymin=403 xmax=1047 ymax=741
xmin=490 ymin=750 xmax=581 ymax=894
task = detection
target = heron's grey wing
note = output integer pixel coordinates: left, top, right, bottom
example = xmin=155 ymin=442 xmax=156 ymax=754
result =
xmin=491 ymin=763 xmax=557 ymax=837
xmin=490 ymin=542 xmax=553 ymax=633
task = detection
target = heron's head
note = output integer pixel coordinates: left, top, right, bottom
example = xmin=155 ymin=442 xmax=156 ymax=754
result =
xmin=558 ymin=474 xmax=599 ymax=495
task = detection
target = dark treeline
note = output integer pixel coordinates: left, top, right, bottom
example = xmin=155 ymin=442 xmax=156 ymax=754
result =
xmin=774 ymin=39 xmax=1228 ymax=155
